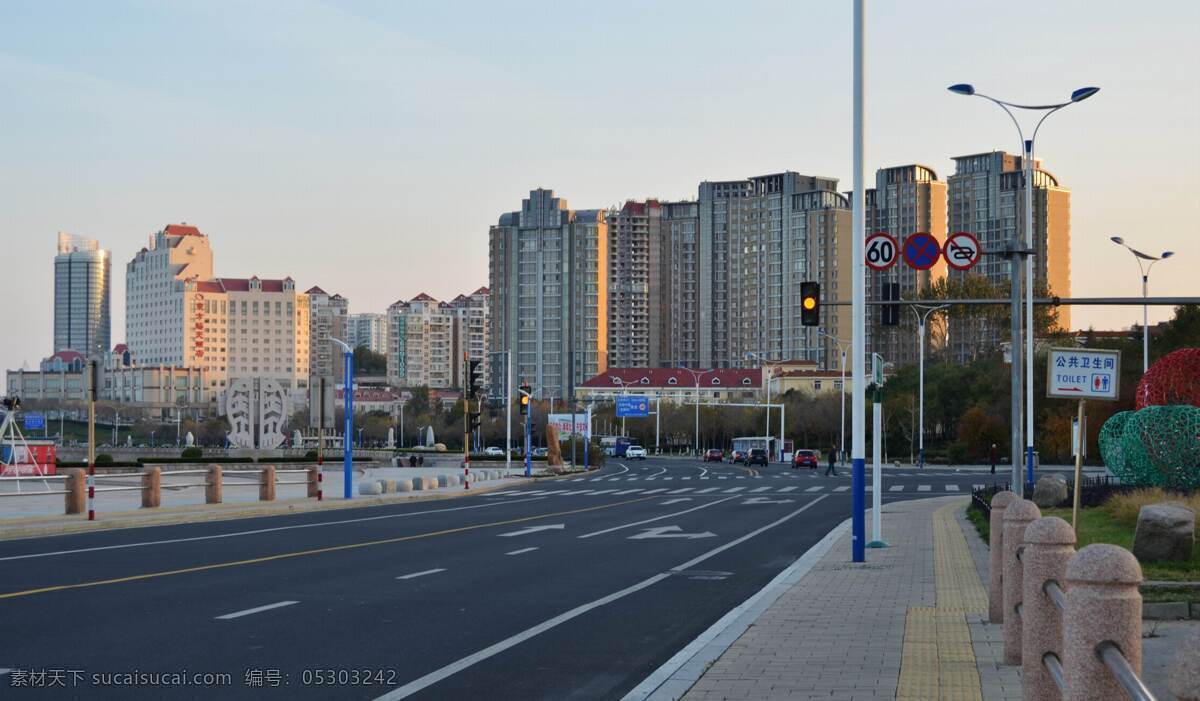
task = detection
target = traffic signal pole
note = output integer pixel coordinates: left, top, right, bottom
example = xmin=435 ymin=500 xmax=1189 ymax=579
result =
xmin=463 ymin=352 xmax=470 ymax=489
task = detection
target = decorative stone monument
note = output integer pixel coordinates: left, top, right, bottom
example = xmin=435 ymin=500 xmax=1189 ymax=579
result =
xmin=219 ymin=378 xmax=294 ymax=450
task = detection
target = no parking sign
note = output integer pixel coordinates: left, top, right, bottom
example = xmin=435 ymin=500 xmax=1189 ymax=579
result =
xmin=902 ymin=232 xmax=940 ymax=271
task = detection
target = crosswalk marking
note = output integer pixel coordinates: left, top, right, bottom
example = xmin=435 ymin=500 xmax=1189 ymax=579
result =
xmin=805 ymin=486 xmax=822 ymax=493
xmin=779 ymin=486 xmax=798 ymax=493
xmin=642 ymin=488 xmax=669 ymax=494
xmin=722 ymin=487 xmax=746 ymax=493
xmin=667 ymin=488 xmax=694 ymax=494
xmin=834 ymin=486 xmax=850 ymax=492
xmin=695 ymin=487 xmax=720 ymax=494
xmin=918 ymin=485 xmax=931 ymax=492
xmin=889 ymin=485 xmax=904 ymax=492
xmin=944 ymin=484 xmax=959 ymax=492
xmin=750 ymin=487 xmax=770 ymax=493
xmin=612 ymin=489 xmax=643 ymax=495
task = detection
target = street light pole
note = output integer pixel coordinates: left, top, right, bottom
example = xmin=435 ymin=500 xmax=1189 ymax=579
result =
xmin=851 ymin=0 xmax=867 ymax=563
xmin=948 ymin=82 xmax=1098 ymax=493
xmin=680 ymin=367 xmax=714 ymax=456
xmin=329 ymin=337 xmax=354 ymax=499
xmin=909 ymin=304 xmax=947 ymax=469
xmin=1110 ymin=237 xmax=1174 ymax=373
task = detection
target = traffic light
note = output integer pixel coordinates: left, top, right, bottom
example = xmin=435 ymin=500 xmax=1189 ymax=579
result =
xmin=469 ymin=411 xmax=481 ymax=430
xmin=800 ymin=282 xmax=820 ymax=326
xmin=881 ymin=281 xmax=900 ymax=326
xmin=519 ymin=383 xmax=531 ymax=416
xmin=467 ymin=359 xmax=484 ymax=397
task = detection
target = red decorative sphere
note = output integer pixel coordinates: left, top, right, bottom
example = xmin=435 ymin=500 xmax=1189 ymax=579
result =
xmin=1135 ymin=348 xmax=1200 ymax=409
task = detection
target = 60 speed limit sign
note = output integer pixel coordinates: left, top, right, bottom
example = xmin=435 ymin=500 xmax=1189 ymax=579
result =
xmin=865 ymin=232 xmax=899 ymax=271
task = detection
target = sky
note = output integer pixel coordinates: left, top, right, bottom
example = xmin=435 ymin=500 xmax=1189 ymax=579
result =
xmin=1 ymin=0 xmax=1197 ymax=375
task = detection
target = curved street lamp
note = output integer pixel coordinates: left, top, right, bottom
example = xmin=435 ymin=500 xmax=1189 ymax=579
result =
xmin=1110 ymin=237 xmax=1175 ymax=372
xmin=948 ymin=83 xmax=1098 ymax=492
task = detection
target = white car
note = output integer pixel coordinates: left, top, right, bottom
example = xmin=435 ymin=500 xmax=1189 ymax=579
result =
xmin=483 ymin=446 xmax=504 ymax=457
xmin=625 ymin=445 xmax=648 ymax=460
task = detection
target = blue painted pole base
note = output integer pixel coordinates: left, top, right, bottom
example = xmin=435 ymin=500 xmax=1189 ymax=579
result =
xmin=1025 ymin=446 xmax=1035 ymax=485
xmin=852 ymin=457 xmax=865 ymax=563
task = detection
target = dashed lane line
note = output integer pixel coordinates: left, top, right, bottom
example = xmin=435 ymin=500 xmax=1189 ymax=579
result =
xmin=505 ymin=548 xmax=537 ymax=556
xmin=215 ymin=601 xmax=299 ymax=620
xmin=396 ymin=569 xmax=446 ymax=580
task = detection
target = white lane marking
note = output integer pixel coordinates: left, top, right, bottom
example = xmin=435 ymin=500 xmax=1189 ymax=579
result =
xmin=721 ymin=487 xmax=745 ymax=493
xmin=216 ymin=601 xmax=299 ymax=620
xmin=377 ymin=497 xmax=829 ymax=701
xmin=589 ymin=489 xmax=618 ymax=495
xmin=805 ymin=486 xmax=823 ymax=493
xmin=629 ymin=526 xmax=715 ymax=540
xmin=681 ymin=476 xmax=692 ymax=481
xmin=484 ymin=491 xmax=520 ymax=496
xmin=612 ymin=489 xmax=644 ymax=496
xmin=662 ymin=476 xmax=674 ymax=481
xmin=779 ymin=486 xmax=798 ymax=493
xmin=611 ymin=463 xmax=630 ymax=476
xmin=834 ymin=486 xmax=850 ymax=492
xmin=625 ymin=478 xmax=639 ymax=482
xmin=558 ymin=490 xmax=594 ymax=496
xmin=667 ymin=488 xmax=694 ymax=494
xmin=396 ymin=568 xmax=446 ymax=580
xmin=735 ymin=476 xmax=746 ymax=480
xmin=889 ymin=485 xmax=905 ymax=492
xmin=717 ymin=477 xmax=728 ymax=480
xmin=749 ymin=487 xmax=770 ymax=493
xmin=0 ymin=668 xmax=11 ymax=676
xmin=660 ymin=499 xmax=692 ymax=505
xmin=973 ymin=484 xmax=985 ymax=490
xmin=697 ymin=466 xmax=708 ymax=478
xmin=505 ymin=547 xmax=538 ymax=556
xmin=647 ymin=466 xmax=667 ymax=478
xmin=742 ymin=497 xmax=795 ymax=505
xmin=918 ymin=485 xmax=932 ymax=492
xmin=577 ymin=497 xmax=735 ymax=539
xmin=642 ymin=488 xmax=669 ymax=495
xmin=945 ymin=484 xmax=960 ymax=492
xmin=498 ymin=524 xmax=565 ymax=538
xmin=536 ymin=490 xmax=570 ymax=495
xmin=0 ymin=496 xmax=548 ymax=563
xmin=695 ymin=487 xmax=719 ymax=494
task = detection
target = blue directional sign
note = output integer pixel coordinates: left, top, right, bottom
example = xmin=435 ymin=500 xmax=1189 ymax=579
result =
xmin=902 ymin=232 xmax=941 ymax=271
xmin=23 ymin=413 xmax=45 ymax=430
xmin=615 ymin=396 xmax=650 ymax=417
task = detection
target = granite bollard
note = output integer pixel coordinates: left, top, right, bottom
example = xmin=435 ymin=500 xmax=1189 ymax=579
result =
xmin=1002 ymin=498 xmax=1040 ymax=665
xmin=989 ymin=491 xmax=1017 ymax=624
xmin=1063 ymin=544 xmax=1142 ymax=701
xmin=141 ymin=466 xmax=162 ymax=508
xmin=1021 ymin=516 xmax=1075 ymax=700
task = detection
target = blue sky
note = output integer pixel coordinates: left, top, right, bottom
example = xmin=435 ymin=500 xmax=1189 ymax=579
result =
xmin=1 ymin=0 xmax=1197 ymax=373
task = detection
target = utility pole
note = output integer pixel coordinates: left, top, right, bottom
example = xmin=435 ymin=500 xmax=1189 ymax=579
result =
xmin=850 ymin=0 xmax=867 ymax=563
xmin=87 ymin=361 xmax=96 ymax=521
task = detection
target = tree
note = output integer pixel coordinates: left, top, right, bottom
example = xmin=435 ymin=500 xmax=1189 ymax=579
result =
xmin=353 ymin=346 xmax=387 ymax=375
xmin=954 ymin=405 xmax=1007 ymax=462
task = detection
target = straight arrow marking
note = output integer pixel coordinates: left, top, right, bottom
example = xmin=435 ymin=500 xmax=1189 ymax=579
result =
xmin=629 ymin=526 xmax=716 ymax=540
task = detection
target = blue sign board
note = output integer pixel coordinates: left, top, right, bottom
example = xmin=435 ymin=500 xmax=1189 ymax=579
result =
xmin=615 ymin=396 xmax=650 ymax=418
xmin=23 ymin=413 xmax=45 ymax=430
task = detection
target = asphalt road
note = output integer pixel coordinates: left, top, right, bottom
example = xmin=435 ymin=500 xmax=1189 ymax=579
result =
xmin=0 ymin=457 xmax=1033 ymax=700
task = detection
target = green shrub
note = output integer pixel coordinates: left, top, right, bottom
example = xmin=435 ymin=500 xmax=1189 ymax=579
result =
xmin=94 ymin=454 xmax=114 ymax=465
xmin=181 ymin=446 xmax=203 ymax=459
xmin=304 ymin=450 xmax=318 ymax=459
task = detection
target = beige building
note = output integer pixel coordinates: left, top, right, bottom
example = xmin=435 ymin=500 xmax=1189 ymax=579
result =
xmin=347 ymin=312 xmax=388 ymax=355
xmin=307 ymin=287 xmax=349 ymax=381
xmin=125 ymin=224 xmax=214 ymax=368
xmin=574 ymin=367 xmax=763 ymax=405
xmin=763 ymin=360 xmax=854 ymax=397
xmin=386 ymin=289 xmax=488 ymax=390
xmin=607 ymin=201 xmax=664 ymax=369
xmin=6 ymin=346 xmax=207 ymax=407
xmin=489 ymin=189 xmax=608 ymax=400
xmin=947 ymin=152 xmax=1071 ymax=360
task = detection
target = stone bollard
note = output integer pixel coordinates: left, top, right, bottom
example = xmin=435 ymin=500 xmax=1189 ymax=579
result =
xmin=259 ymin=465 xmax=276 ymax=502
xmin=1169 ymin=629 xmax=1200 ymax=701
xmin=1002 ymin=499 xmax=1041 ymax=665
xmin=64 ymin=469 xmax=86 ymax=514
xmin=1021 ymin=516 xmax=1075 ymax=700
xmin=206 ymin=464 xmax=223 ymax=504
xmin=142 ymin=467 xmax=162 ymax=508
xmin=989 ymin=491 xmax=1017 ymax=624
xmin=1063 ymin=544 xmax=1142 ymax=701
xmin=306 ymin=467 xmax=320 ymax=498
xmin=396 ymin=479 xmax=413 ymax=492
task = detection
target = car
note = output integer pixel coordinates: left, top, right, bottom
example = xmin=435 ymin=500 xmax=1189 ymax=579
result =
xmin=729 ymin=450 xmax=748 ymax=464
xmin=625 ymin=445 xmax=647 ymax=459
xmin=703 ymin=448 xmax=724 ymax=462
xmin=533 ymin=447 xmax=548 ymax=458
xmin=792 ymin=449 xmax=819 ymax=470
xmin=483 ymin=446 xmax=504 ymax=457
xmin=747 ymin=448 xmax=769 ymax=467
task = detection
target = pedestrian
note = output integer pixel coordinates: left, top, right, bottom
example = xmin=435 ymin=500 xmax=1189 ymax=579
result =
xmin=989 ymin=443 xmax=998 ymax=475
xmin=824 ymin=444 xmax=837 ymax=476
xmin=418 ymin=454 xmax=424 ymax=467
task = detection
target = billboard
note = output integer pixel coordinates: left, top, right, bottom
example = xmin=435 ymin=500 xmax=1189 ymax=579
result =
xmin=547 ymin=413 xmax=590 ymax=439
xmin=23 ymin=413 xmax=45 ymax=431
xmin=615 ymin=396 xmax=650 ymax=418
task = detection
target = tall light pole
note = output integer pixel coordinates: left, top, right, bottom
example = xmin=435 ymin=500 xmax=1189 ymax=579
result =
xmin=909 ymin=304 xmax=948 ymax=469
xmin=851 ymin=0 xmax=867 ymax=563
xmin=329 ymin=337 xmax=354 ymax=499
xmin=680 ymin=367 xmax=714 ymax=455
xmin=818 ymin=330 xmax=851 ymax=466
xmin=746 ymin=352 xmax=775 ymax=458
xmin=948 ymin=82 xmax=1099 ymax=492
xmin=1110 ymin=237 xmax=1174 ymax=372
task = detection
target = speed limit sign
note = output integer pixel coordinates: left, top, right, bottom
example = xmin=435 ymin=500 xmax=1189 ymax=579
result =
xmin=865 ymin=232 xmax=899 ymax=271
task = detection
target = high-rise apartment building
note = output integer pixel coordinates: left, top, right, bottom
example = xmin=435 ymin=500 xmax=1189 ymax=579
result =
xmin=696 ymin=173 xmax=851 ymax=369
xmin=489 ymin=189 xmax=608 ymax=400
xmin=307 ymin=288 xmax=349 ymax=380
xmin=347 ymin=313 xmax=389 ymax=355
xmin=947 ymin=151 xmax=1071 ymax=360
xmin=607 ymin=201 xmax=664 ymax=369
xmin=54 ymin=232 xmax=111 ymax=357
xmin=660 ymin=201 xmax=701 ymax=368
xmin=386 ymin=289 xmax=489 ymax=390
xmin=866 ymin=165 xmax=949 ymax=367
xmin=125 ymin=224 xmax=312 ymax=395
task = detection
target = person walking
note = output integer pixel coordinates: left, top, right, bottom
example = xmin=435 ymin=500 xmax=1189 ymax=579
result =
xmin=824 ymin=444 xmax=837 ymax=476
xmin=989 ymin=443 xmax=998 ymax=475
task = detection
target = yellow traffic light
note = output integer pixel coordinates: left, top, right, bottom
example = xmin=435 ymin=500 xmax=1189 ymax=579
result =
xmin=802 ymin=296 xmax=816 ymax=310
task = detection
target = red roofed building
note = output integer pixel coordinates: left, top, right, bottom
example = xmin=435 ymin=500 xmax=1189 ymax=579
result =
xmin=575 ymin=367 xmax=766 ymax=404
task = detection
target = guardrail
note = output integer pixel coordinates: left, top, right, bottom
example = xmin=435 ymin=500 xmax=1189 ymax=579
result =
xmin=0 ymin=465 xmax=322 ymax=516
xmin=990 ymin=493 xmax=1157 ymax=701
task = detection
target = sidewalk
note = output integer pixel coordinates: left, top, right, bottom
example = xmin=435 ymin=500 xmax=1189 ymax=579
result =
xmin=640 ymin=496 xmax=1009 ymax=700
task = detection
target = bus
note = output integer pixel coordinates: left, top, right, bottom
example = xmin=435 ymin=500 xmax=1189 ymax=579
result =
xmin=730 ymin=436 xmax=793 ymax=463
xmin=599 ymin=436 xmax=632 ymax=457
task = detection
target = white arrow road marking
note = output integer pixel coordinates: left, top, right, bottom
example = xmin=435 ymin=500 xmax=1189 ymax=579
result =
xmin=578 ymin=497 xmax=735 ymax=539
xmin=498 ymin=524 xmax=565 ymax=537
xmin=397 ymin=569 xmax=446 ymax=580
xmin=505 ymin=547 xmax=538 ymax=555
xmin=216 ymin=601 xmax=299 ymax=620
xmin=629 ymin=526 xmax=716 ymax=540
xmin=742 ymin=496 xmax=795 ymax=505
xmin=660 ymin=498 xmax=692 ymax=505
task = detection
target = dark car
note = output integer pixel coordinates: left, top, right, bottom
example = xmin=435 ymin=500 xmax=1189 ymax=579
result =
xmin=729 ymin=450 xmax=748 ymax=464
xmin=703 ymin=448 xmax=724 ymax=463
xmin=747 ymin=449 xmax=769 ymax=467
xmin=792 ymin=449 xmax=819 ymax=470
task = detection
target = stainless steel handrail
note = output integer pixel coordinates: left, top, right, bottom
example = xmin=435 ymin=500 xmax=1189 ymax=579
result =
xmin=1044 ymin=580 xmax=1067 ymax=614
xmin=0 ymin=474 xmax=68 ymax=481
xmin=0 ymin=490 xmax=69 ymax=496
xmin=1042 ymin=653 xmax=1067 ymax=693
xmin=1097 ymin=641 xmax=1157 ymax=701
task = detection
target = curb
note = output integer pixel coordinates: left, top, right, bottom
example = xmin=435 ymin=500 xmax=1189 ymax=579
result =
xmin=623 ymin=516 xmax=853 ymax=701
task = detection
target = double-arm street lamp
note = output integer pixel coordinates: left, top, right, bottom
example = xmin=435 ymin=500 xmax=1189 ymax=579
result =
xmin=948 ymin=83 xmax=1099 ymax=492
xmin=329 ymin=337 xmax=354 ymax=499
xmin=1110 ymin=237 xmax=1175 ymax=373
xmin=679 ymin=367 xmax=714 ymax=455
xmin=909 ymin=304 xmax=948 ymax=469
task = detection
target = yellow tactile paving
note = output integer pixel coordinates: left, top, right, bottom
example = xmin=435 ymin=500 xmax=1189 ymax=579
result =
xmin=898 ymin=503 xmax=986 ymax=701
